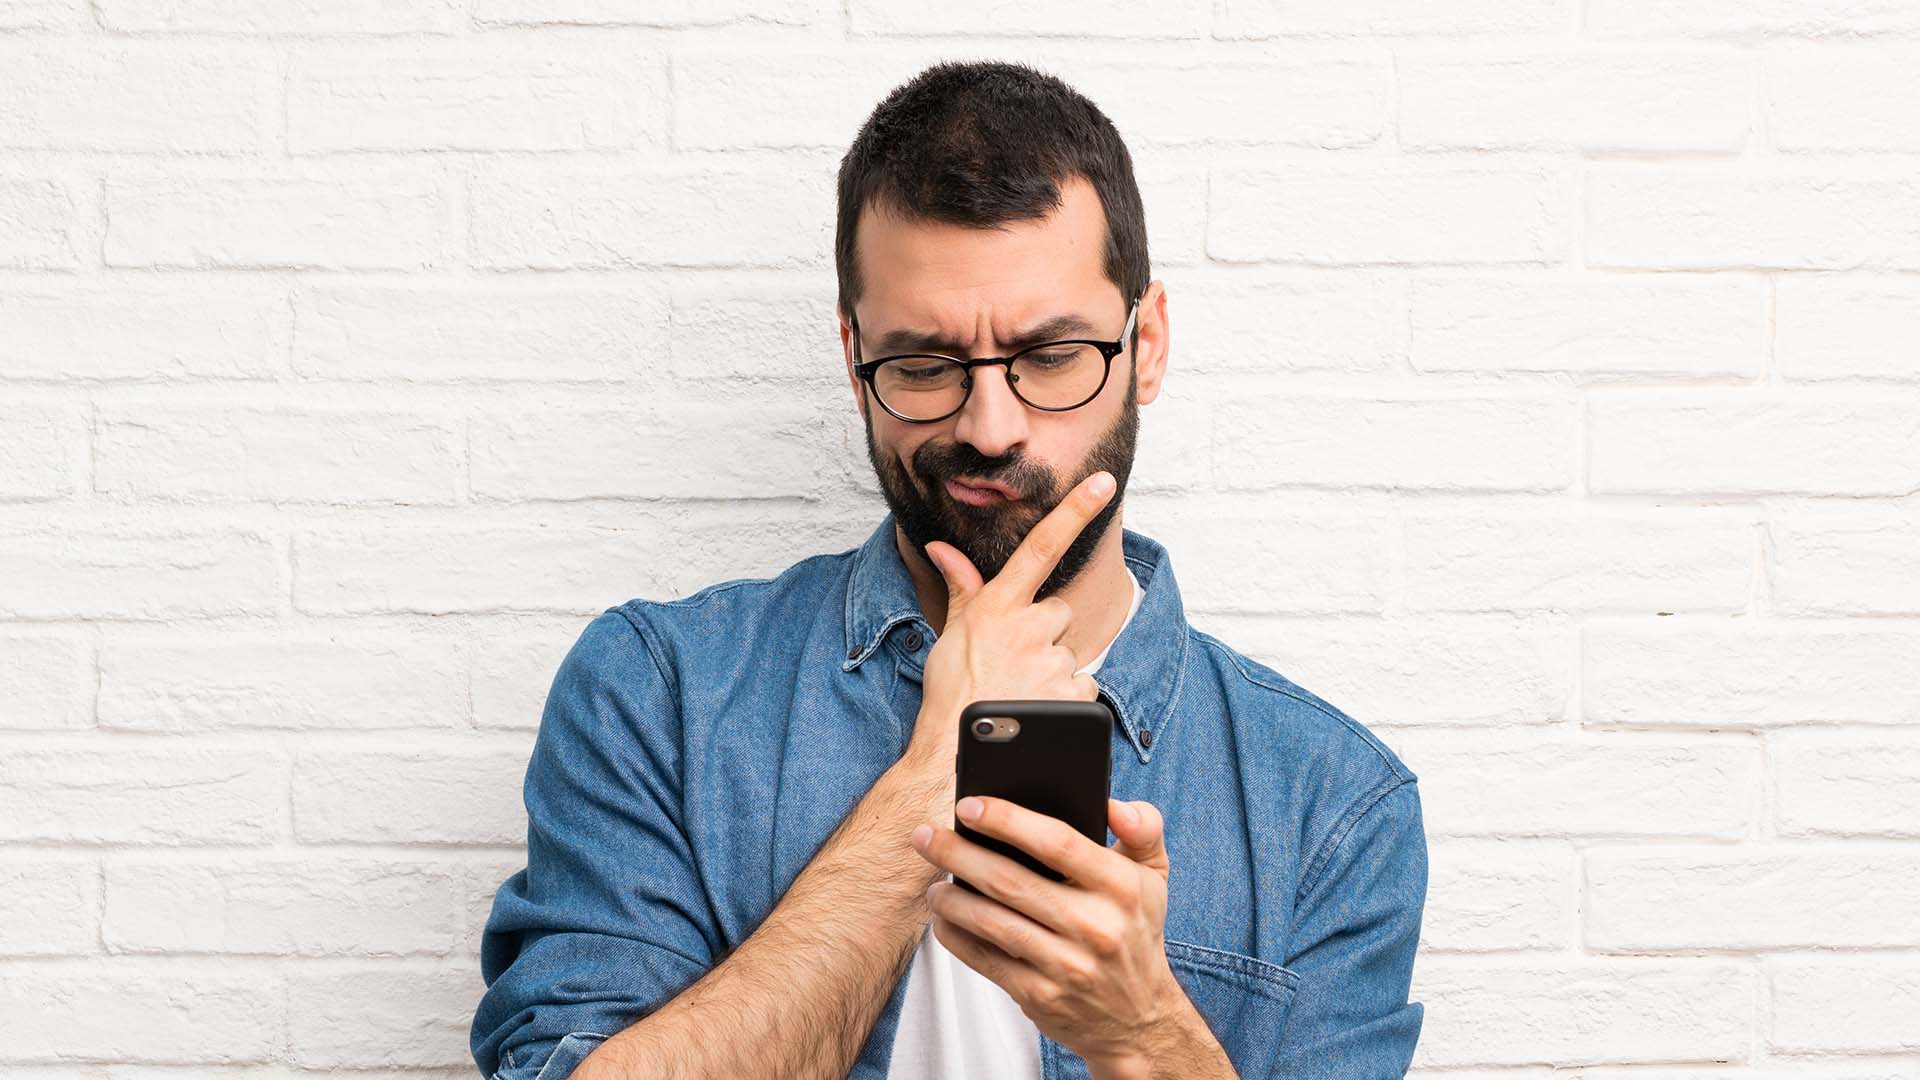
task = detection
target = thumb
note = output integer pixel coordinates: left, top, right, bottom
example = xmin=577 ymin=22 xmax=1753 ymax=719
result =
xmin=1109 ymin=798 xmax=1169 ymax=873
xmin=924 ymin=540 xmax=983 ymax=606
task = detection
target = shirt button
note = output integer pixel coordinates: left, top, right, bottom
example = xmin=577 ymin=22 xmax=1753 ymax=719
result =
xmin=1139 ymin=728 xmax=1153 ymax=749
xmin=903 ymin=629 xmax=924 ymax=651
xmin=846 ymin=645 xmax=860 ymax=660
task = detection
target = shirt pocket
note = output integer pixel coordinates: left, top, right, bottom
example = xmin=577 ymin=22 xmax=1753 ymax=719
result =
xmin=1163 ymin=937 xmax=1300 ymax=1075
xmin=531 ymin=1031 xmax=610 ymax=1080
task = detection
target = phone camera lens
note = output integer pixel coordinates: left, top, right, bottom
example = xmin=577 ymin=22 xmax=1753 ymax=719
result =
xmin=972 ymin=718 xmax=994 ymax=736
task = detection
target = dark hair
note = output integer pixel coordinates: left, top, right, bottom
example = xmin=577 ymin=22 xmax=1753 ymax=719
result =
xmin=835 ymin=59 xmax=1149 ymax=354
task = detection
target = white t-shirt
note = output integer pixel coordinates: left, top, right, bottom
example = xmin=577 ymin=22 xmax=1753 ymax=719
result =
xmin=887 ymin=568 xmax=1146 ymax=1079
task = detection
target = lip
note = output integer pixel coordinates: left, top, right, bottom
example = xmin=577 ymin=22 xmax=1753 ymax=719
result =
xmin=946 ymin=477 xmax=1019 ymax=505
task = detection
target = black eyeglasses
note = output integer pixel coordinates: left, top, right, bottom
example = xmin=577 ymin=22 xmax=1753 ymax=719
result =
xmin=850 ymin=294 xmax=1141 ymax=424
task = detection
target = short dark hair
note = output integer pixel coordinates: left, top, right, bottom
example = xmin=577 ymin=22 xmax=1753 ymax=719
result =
xmin=835 ymin=59 xmax=1149 ymax=353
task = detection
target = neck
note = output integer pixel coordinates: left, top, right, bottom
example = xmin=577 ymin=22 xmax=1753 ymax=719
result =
xmin=896 ymin=509 xmax=1134 ymax=672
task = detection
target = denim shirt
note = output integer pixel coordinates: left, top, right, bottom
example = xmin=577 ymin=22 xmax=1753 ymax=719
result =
xmin=471 ymin=511 xmax=1427 ymax=1080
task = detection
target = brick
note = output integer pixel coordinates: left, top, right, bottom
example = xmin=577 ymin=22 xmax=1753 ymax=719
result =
xmin=1588 ymin=390 xmax=1920 ymax=495
xmin=0 ymin=632 xmax=90 ymax=730
xmin=0 ymin=744 xmax=281 ymax=845
xmin=1410 ymin=956 xmax=1751 ymax=1067
xmin=1209 ymin=164 xmax=1566 ymax=266
xmin=293 ymin=524 xmax=667 ymax=615
xmin=96 ymin=405 xmax=462 ymax=504
xmin=0 ymin=857 xmax=96 ymax=955
xmin=288 ymin=965 xmax=482 ymax=1068
xmin=1409 ymin=273 xmax=1763 ymax=377
xmin=106 ymin=173 xmax=457 ymax=270
xmin=1772 ymin=507 xmax=1920 ymax=615
xmin=287 ymin=41 xmax=664 ymax=154
xmin=99 ymin=0 xmax=466 ymax=33
xmin=0 ymin=965 xmax=281 ymax=1063
xmin=1768 ymin=956 xmax=1920 ymax=1052
xmin=292 ymin=747 xmax=528 ymax=845
xmin=849 ymin=0 xmax=1205 ymax=37
xmin=1130 ymin=502 xmax=1393 ymax=614
xmin=474 ymin=0 xmax=820 ymax=27
xmin=0 ymin=0 xmax=85 ymax=29
xmin=1769 ymin=48 xmax=1920 ymax=151
xmin=0 ymin=405 xmax=80 ymax=498
xmin=1384 ymin=730 xmax=1758 ymax=838
xmin=105 ymin=856 xmax=461 ymax=956
xmin=1584 ymin=623 xmax=1920 ymax=728
xmin=98 ymin=629 xmax=465 ymax=732
xmin=469 ymin=165 xmax=833 ymax=270
xmin=0 ymin=178 xmax=80 ymax=270
xmin=1774 ymin=730 xmax=1920 ymax=837
xmin=1774 ymin=277 xmax=1920 ymax=382
xmin=0 ymin=527 xmax=277 ymax=620
xmin=1402 ymin=507 xmax=1752 ymax=614
xmin=0 ymin=284 xmax=285 ymax=381
xmin=1422 ymin=839 xmax=1570 ymax=951
xmin=1400 ymin=49 xmax=1749 ymax=152
xmin=673 ymin=47 xmax=937 ymax=151
xmin=294 ymin=282 xmax=666 ymax=383
xmin=1586 ymin=846 xmax=1920 ymax=949
xmin=1220 ymin=617 xmax=1569 ymax=727
xmin=471 ymin=404 xmax=831 ymax=500
xmin=1218 ymin=0 xmax=1567 ymax=37
xmin=1588 ymin=165 xmax=1920 ymax=270
xmin=1590 ymin=0 xmax=1920 ymax=37
xmin=1172 ymin=270 xmax=1405 ymax=374
xmin=0 ymin=42 xmax=262 ymax=154
xmin=670 ymin=277 xmax=841 ymax=383
xmin=1217 ymin=393 xmax=1574 ymax=492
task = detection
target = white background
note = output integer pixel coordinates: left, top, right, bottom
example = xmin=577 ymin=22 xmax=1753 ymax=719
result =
xmin=3 ymin=0 xmax=1918 ymax=1076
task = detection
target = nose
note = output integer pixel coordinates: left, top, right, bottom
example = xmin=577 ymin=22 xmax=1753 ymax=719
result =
xmin=949 ymin=363 xmax=1030 ymax=458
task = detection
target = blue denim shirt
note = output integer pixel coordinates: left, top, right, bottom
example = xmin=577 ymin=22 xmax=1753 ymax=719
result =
xmin=472 ymin=511 xmax=1427 ymax=1080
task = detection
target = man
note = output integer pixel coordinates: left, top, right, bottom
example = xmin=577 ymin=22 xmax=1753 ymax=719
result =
xmin=471 ymin=60 xmax=1426 ymax=1080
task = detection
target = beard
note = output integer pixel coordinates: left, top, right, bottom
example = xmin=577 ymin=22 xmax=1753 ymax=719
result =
xmin=863 ymin=358 xmax=1138 ymax=603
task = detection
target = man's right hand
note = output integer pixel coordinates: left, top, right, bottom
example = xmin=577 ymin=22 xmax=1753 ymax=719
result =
xmin=903 ymin=468 xmax=1118 ymax=769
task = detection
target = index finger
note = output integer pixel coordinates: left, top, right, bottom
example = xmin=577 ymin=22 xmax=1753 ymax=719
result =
xmin=961 ymin=795 xmax=1129 ymax=898
xmin=985 ymin=470 xmax=1116 ymax=605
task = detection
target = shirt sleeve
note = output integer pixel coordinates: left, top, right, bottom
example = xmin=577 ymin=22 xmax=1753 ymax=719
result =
xmin=470 ymin=608 xmax=718 ymax=1080
xmin=1270 ymin=777 xmax=1428 ymax=1079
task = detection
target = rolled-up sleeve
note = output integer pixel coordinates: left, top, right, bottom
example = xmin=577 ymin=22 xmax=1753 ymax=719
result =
xmin=1271 ymin=778 xmax=1428 ymax=1079
xmin=471 ymin=608 xmax=718 ymax=1080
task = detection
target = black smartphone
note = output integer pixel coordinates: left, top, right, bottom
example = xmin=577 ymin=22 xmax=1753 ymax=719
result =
xmin=951 ymin=698 xmax=1113 ymax=896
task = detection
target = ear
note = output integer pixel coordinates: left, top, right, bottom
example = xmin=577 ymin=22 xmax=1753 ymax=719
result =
xmin=840 ymin=307 xmax=868 ymax=422
xmin=1131 ymin=280 xmax=1169 ymax=408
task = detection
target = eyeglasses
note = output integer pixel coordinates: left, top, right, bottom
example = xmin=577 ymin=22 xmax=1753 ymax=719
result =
xmin=850 ymin=294 xmax=1141 ymax=424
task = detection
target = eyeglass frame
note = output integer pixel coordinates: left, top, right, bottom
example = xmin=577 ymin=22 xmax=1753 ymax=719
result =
xmin=849 ymin=292 xmax=1142 ymax=424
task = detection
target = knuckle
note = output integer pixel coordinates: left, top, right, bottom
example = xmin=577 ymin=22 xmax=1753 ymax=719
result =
xmin=1082 ymin=920 xmax=1122 ymax=958
xmin=1061 ymin=956 xmax=1098 ymax=994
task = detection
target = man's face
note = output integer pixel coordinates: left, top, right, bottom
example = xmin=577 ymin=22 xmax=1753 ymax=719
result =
xmin=842 ymin=175 xmax=1144 ymax=602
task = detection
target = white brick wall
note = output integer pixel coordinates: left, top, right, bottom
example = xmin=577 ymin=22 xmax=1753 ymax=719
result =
xmin=1 ymin=4 xmax=1915 ymax=1076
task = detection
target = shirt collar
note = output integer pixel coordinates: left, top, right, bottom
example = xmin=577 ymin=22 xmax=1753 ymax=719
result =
xmin=841 ymin=510 xmax=1191 ymax=765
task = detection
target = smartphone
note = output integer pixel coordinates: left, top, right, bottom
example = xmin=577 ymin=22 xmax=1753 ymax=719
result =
xmin=951 ymin=698 xmax=1114 ymax=896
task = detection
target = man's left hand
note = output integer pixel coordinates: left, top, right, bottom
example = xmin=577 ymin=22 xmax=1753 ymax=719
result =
xmin=910 ymin=794 xmax=1182 ymax=1072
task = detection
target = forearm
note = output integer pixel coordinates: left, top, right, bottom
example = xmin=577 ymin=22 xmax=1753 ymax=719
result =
xmin=573 ymin=754 xmax=949 ymax=1080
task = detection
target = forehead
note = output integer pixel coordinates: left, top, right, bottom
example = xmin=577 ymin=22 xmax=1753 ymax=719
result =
xmin=853 ymin=173 xmax=1115 ymax=340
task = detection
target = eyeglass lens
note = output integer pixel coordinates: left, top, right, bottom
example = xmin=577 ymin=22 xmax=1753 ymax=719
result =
xmin=872 ymin=344 xmax=1105 ymax=420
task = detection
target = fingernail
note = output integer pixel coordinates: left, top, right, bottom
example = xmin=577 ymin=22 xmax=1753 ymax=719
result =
xmin=912 ymin=824 xmax=932 ymax=848
xmin=1121 ymin=802 xmax=1140 ymax=826
xmin=956 ymin=797 xmax=982 ymax=822
xmin=1090 ymin=471 xmax=1114 ymax=496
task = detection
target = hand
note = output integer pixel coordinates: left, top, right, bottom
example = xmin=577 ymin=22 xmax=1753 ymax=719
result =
xmin=910 ymin=791 xmax=1182 ymax=1070
xmin=903 ymin=468 xmax=1118 ymax=767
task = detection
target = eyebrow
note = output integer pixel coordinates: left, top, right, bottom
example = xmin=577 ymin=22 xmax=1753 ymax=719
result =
xmin=870 ymin=313 xmax=1100 ymax=357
